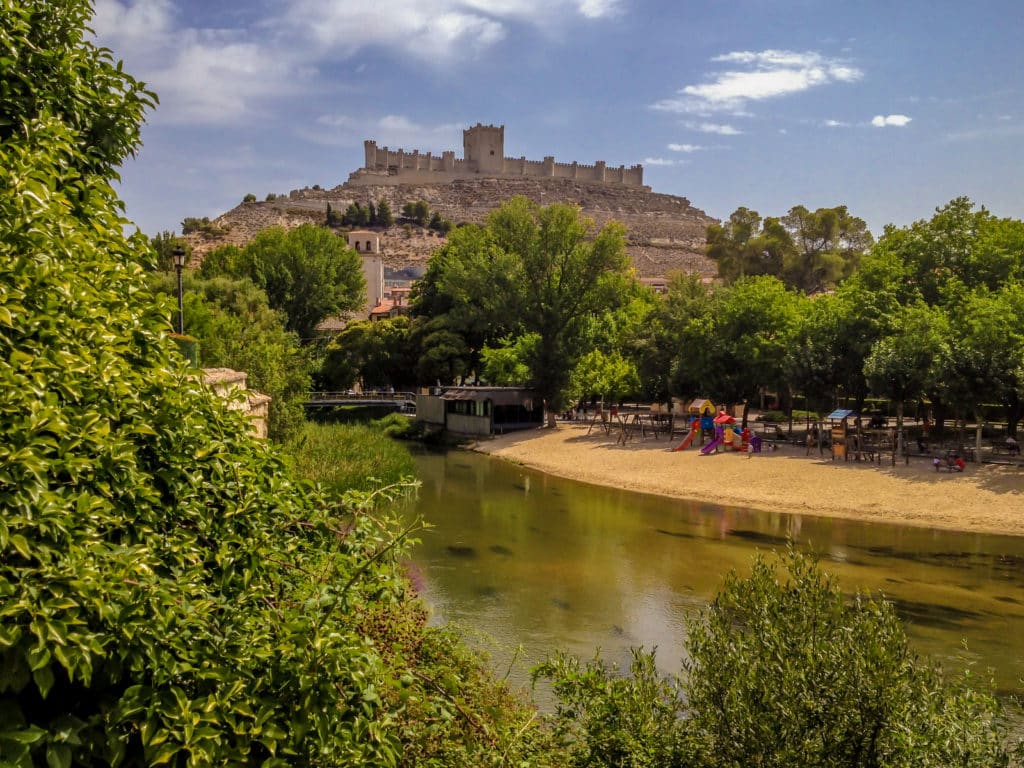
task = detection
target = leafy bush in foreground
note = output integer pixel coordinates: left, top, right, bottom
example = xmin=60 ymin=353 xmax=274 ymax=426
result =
xmin=0 ymin=3 xmax=555 ymax=765
xmin=537 ymin=549 xmax=1021 ymax=768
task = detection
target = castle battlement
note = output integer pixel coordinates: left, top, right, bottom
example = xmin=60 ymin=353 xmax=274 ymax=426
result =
xmin=349 ymin=124 xmax=646 ymax=189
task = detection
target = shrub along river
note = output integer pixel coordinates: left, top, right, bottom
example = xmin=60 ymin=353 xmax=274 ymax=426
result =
xmin=406 ymin=447 xmax=1024 ymax=700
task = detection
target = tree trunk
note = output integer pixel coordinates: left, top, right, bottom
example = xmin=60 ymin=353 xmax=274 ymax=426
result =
xmin=896 ymin=400 xmax=904 ymax=458
xmin=1008 ymin=391 xmax=1022 ymax=437
xmin=974 ymin=407 xmax=983 ymax=459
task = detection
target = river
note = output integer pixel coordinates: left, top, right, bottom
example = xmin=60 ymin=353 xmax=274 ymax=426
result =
xmin=406 ymin=448 xmax=1024 ymax=700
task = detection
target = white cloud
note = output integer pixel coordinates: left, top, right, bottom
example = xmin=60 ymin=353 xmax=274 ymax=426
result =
xmin=91 ymin=0 xmax=175 ymax=51
xmin=577 ymin=0 xmax=623 ymax=18
xmin=652 ymin=49 xmax=863 ymax=115
xmin=91 ymin=0 xmax=621 ymax=127
xmin=871 ymin=114 xmax=912 ymax=127
xmin=643 ymin=157 xmax=677 ymax=166
xmin=823 ymin=119 xmax=849 ymax=127
xmin=282 ymin=1 xmax=506 ymax=62
xmin=685 ymin=121 xmax=742 ymax=135
xmin=91 ymin=1 xmax=307 ymax=124
xmin=668 ymin=143 xmax=704 ymax=152
xmin=283 ymin=0 xmax=617 ymax=63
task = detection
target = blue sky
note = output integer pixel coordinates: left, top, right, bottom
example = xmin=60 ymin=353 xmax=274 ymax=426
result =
xmin=93 ymin=0 xmax=1023 ymax=240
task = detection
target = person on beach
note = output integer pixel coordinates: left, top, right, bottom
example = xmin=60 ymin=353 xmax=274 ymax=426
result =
xmin=806 ymin=423 xmax=818 ymax=455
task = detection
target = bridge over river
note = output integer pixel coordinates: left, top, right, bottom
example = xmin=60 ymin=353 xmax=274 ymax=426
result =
xmin=305 ymin=391 xmax=417 ymax=412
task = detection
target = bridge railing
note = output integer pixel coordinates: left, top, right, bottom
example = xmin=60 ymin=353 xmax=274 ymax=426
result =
xmin=307 ymin=391 xmax=418 ymax=403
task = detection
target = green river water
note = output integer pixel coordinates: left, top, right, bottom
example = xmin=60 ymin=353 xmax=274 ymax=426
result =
xmin=406 ymin=448 xmax=1024 ymax=700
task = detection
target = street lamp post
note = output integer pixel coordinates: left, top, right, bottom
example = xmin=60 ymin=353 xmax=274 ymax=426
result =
xmin=172 ymin=246 xmax=186 ymax=334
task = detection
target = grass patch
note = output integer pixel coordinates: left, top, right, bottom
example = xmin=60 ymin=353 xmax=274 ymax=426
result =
xmin=285 ymin=421 xmax=416 ymax=495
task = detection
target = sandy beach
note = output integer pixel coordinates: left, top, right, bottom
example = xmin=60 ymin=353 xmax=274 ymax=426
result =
xmin=472 ymin=423 xmax=1024 ymax=537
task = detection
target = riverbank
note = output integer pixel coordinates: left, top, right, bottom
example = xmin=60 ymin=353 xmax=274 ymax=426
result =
xmin=471 ymin=423 xmax=1024 ymax=537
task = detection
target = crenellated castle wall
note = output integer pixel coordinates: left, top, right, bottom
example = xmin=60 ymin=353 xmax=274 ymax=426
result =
xmin=349 ymin=123 xmax=646 ymax=189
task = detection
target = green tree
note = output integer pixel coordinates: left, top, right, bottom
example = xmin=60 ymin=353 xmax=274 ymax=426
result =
xmin=708 ymin=205 xmax=872 ymax=292
xmin=639 ymin=271 xmax=715 ymax=403
xmin=376 ymin=198 xmax=394 ymax=226
xmin=410 ymin=224 xmax=523 ymax=380
xmin=343 ymin=201 xmax=369 ymax=227
xmin=181 ymin=215 xmax=220 ymax=235
xmin=242 ymin=192 xmax=256 ymax=203
xmin=428 ymin=210 xmax=453 ymax=234
xmin=685 ymin=550 xmax=1015 ymax=767
xmin=867 ymin=197 xmax=1024 ymax=307
xmin=232 ymin=224 xmax=365 ymax=340
xmin=402 ymin=200 xmax=430 ymax=225
xmin=707 ymin=207 xmax=795 ymax=285
xmin=538 ymin=549 xmax=1019 ymax=768
xmin=931 ymin=288 xmax=1024 ymax=451
xmin=779 ymin=204 xmax=873 ymax=293
xmin=568 ymin=348 xmax=640 ymax=406
xmin=698 ymin=276 xmax=800 ymax=424
xmin=197 ymin=242 xmax=243 ymax=279
xmin=480 ymin=333 xmax=540 ymax=386
xmin=148 ymin=230 xmax=190 ymax=271
xmin=863 ymin=303 xmax=947 ymax=452
xmin=487 ymin=197 xmax=631 ymax=422
xmin=0 ymin=4 xmax=558 ymax=764
xmin=787 ymin=290 xmax=884 ymax=417
xmin=147 ymin=274 xmax=312 ymax=441
xmin=411 ymin=320 xmax=474 ymax=385
xmin=320 ymin=317 xmax=415 ymax=391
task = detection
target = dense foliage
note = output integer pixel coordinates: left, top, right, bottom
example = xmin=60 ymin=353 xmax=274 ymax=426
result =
xmin=409 ymin=197 xmax=631 ymax=418
xmin=200 ymin=224 xmax=365 ymax=341
xmin=147 ymin=273 xmax=312 ymax=441
xmin=537 ymin=550 xmax=1021 ymax=768
xmin=366 ymin=192 xmax=1023 ymax=441
xmin=319 ymin=317 xmax=416 ymax=392
xmin=0 ymin=4 xmax=557 ymax=765
xmin=707 ymin=205 xmax=872 ymax=292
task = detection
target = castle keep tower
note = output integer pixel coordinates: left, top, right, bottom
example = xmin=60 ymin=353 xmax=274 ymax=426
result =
xmin=463 ymin=123 xmax=504 ymax=175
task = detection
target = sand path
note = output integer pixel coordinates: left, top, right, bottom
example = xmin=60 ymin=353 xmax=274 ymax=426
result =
xmin=471 ymin=423 xmax=1024 ymax=537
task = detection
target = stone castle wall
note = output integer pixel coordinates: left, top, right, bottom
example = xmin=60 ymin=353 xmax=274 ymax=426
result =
xmin=348 ymin=123 xmax=645 ymax=189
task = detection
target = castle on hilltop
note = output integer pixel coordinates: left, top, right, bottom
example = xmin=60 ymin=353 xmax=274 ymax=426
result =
xmin=347 ymin=123 xmax=646 ymax=189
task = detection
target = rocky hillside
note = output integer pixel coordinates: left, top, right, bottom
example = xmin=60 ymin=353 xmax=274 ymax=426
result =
xmin=186 ymin=177 xmax=719 ymax=279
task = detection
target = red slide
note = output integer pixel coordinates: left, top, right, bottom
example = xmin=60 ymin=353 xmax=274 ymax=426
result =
xmin=672 ymin=426 xmax=698 ymax=452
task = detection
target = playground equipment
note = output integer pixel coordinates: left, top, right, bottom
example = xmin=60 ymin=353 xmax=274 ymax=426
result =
xmin=700 ymin=410 xmax=736 ymax=455
xmin=826 ymin=409 xmax=856 ymax=461
xmin=672 ymin=399 xmax=716 ymax=451
xmin=671 ymin=418 xmax=700 ymax=452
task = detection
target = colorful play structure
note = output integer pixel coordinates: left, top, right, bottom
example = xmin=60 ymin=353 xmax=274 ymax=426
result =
xmin=672 ymin=399 xmax=714 ymax=451
xmin=671 ymin=400 xmax=753 ymax=455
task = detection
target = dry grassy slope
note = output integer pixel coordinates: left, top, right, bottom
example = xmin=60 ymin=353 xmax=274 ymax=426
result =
xmin=188 ymin=177 xmax=719 ymax=279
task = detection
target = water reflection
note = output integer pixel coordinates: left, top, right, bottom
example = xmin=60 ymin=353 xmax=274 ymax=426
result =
xmin=406 ymin=448 xmax=1024 ymax=698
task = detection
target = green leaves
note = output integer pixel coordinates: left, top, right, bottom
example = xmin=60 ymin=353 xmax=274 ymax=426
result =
xmin=538 ymin=550 xmax=1019 ymax=768
xmin=0 ymin=3 xmax=498 ymax=765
